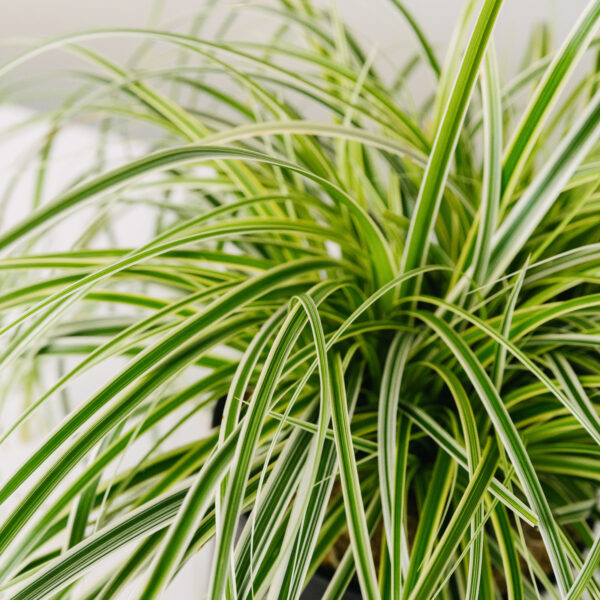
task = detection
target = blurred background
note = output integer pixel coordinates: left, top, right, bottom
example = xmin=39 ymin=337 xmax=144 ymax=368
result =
xmin=0 ymin=0 xmax=590 ymax=83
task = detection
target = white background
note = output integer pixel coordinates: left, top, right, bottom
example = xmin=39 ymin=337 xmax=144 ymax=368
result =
xmin=0 ymin=0 xmax=589 ymax=79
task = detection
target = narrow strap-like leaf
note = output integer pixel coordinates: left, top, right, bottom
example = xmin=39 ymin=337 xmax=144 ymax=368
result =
xmin=472 ymin=42 xmax=502 ymax=284
xmin=565 ymin=530 xmax=600 ymax=600
xmin=400 ymin=0 xmax=503 ymax=296
xmin=409 ymin=309 xmax=573 ymax=594
xmin=330 ymin=352 xmax=380 ymax=600
xmin=377 ymin=333 xmax=410 ymax=586
xmin=502 ymin=0 xmax=600 ymax=199
xmin=489 ymin=87 xmax=600 ymax=282
xmin=407 ymin=441 xmax=499 ymax=600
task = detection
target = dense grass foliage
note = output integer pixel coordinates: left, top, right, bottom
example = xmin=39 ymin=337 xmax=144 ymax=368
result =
xmin=1 ymin=0 xmax=600 ymax=598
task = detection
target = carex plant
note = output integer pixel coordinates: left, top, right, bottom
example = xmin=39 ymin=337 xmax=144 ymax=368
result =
xmin=1 ymin=0 xmax=600 ymax=598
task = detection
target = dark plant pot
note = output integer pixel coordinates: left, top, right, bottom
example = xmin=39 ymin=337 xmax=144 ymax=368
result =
xmin=300 ymin=569 xmax=362 ymax=599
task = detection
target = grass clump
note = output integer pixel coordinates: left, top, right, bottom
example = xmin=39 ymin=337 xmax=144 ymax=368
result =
xmin=1 ymin=1 xmax=600 ymax=598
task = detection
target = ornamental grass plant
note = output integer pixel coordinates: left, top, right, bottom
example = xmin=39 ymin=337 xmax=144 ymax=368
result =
xmin=1 ymin=0 xmax=600 ymax=598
